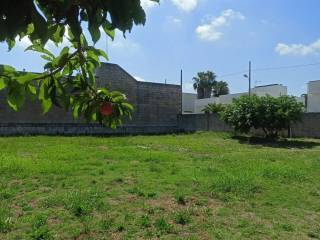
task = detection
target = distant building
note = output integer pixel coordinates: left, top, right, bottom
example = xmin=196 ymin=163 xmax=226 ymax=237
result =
xmin=185 ymin=84 xmax=288 ymax=114
xmin=307 ymin=80 xmax=320 ymax=113
xmin=182 ymin=93 xmax=197 ymax=114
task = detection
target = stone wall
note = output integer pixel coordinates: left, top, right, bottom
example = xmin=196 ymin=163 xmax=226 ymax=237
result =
xmin=178 ymin=113 xmax=320 ymax=138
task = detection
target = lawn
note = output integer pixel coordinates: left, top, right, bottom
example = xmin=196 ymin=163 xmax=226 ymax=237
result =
xmin=0 ymin=132 xmax=320 ymax=239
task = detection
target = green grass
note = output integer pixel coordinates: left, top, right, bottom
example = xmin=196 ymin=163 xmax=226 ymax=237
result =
xmin=0 ymin=132 xmax=320 ymax=239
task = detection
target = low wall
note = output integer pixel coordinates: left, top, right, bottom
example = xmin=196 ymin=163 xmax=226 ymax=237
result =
xmin=178 ymin=114 xmax=232 ymax=132
xmin=0 ymin=123 xmax=180 ymax=136
xmin=178 ymin=113 xmax=320 ymax=138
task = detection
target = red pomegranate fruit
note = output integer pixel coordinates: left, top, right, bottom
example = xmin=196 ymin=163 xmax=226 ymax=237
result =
xmin=100 ymin=102 xmax=113 ymax=116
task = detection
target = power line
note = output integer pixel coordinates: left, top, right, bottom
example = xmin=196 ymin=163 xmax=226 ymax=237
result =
xmin=219 ymin=62 xmax=320 ymax=78
xmin=219 ymin=70 xmax=247 ymax=78
xmin=253 ymin=62 xmax=320 ymax=72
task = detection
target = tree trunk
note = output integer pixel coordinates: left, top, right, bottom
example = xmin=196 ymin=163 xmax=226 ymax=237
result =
xmin=197 ymin=88 xmax=204 ymax=99
xmin=203 ymin=87 xmax=212 ymax=98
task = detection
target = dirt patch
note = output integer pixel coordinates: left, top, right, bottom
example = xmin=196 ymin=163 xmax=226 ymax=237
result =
xmin=97 ymin=145 xmax=109 ymax=151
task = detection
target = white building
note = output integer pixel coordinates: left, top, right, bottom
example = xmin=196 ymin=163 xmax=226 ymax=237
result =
xmin=184 ymin=84 xmax=288 ymax=114
xmin=307 ymin=80 xmax=320 ymax=113
xmin=182 ymin=93 xmax=197 ymax=114
xmin=182 ymin=81 xmax=320 ymax=114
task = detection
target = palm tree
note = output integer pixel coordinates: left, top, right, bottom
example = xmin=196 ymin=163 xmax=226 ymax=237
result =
xmin=213 ymin=81 xmax=229 ymax=97
xmin=193 ymin=71 xmax=217 ymax=99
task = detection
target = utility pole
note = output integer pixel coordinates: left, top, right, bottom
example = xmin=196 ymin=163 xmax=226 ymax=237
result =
xmin=248 ymin=61 xmax=252 ymax=96
xmin=244 ymin=61 xmax=252 ymax=96
xmin=180 ymin=69 xmax=183 ymax=114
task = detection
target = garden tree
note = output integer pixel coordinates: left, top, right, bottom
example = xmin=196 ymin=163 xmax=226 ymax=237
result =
xmin=221 ymin=95 xmax=304 ymax=138
xmin=193 ymin=71 xmax=216 ymax=99
xmin=0 ymin=0 xmax=159 ymax=128
xmin=213 ymin=80 xmax=229 ymax=97
xmin=202 ymin=103 xmax=225 ymax=114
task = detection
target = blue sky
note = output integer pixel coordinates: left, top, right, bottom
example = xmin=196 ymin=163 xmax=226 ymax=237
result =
xmin=1 ymin=0 xmax=320 ymax=96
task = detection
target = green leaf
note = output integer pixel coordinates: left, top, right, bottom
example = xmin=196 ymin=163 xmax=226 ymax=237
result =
xmin=102 ymin=21 xmax=115 ymax=40
xmin=52 ymin=24 xmax=65 ymax=43
xmin=6 ymin=39 xmax=15 ymax=51
xmin=41 ymin=98 xmax=52 ymax=114
xmin=7 ymin=84 xmax=26 ymax=111
xmin=0 ymin=79 xmax=6 ymax=90
xmin=16 ymin=73 xmax=38 ymax=84
xmin=26 ymin=44 xmax=54 ymax=59
xmin=88 ymin=25 xmax=101 ymax=44
xmin=121 ymin=102 xmax=134 ymax=111
xmin=72 ymin=102 xmax=81 ymax=118
xmin=97 ymin=49 xmax=108 ymax=60
xmin=27 ymin=84 xmax=37 ymax=95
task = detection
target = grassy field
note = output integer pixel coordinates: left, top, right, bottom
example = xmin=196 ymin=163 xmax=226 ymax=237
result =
xmin=0 ymin=132 xmax=320 ymax=239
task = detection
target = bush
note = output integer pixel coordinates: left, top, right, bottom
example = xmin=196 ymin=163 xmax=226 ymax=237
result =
xmin=221 ymin=95 xmax=304 ymax=138
xmin=202 ymin=103 xmax=225 ymax=114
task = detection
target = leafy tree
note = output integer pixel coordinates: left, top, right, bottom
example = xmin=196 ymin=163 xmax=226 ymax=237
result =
xmin=193 ymin=71 xmax=216 ymax=99
xmin=202 ymin=103 xmax=225 ymax=114
xmin=221 ymin=95 xmax=304 ymax=138
xmin=0 ymin=0 xmax=159 ymax=128
xmin=193 ymin=71 xmax=229 ymax=99
xmin=213 ymin=81 xmax=229 ymax=97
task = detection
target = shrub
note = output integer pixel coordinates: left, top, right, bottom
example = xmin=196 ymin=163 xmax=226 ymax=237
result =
xmin=202 ymin=103 xmax=225 ymax=114
xmin=221 ymin=95 xmax=304 ymax=138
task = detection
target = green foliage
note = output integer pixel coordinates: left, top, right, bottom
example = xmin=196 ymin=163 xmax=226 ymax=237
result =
xmin=175 ymin=193 xmax=187 ymax=205
xmin=0 ymin=204 xmax=13 ymax=234
xmin=139 ymin=214 xmax=152 ymax=228
xmin=30 ymin=214 xmax=53 ymax=240
xmin=64 ymin=190 xmax=104 ymax=217
xmin=193 ymin=71 xmax=229 ymax=99
xmin=202 ymin=103 xmax=225 ymax=114
xmin=221 ymin=95 xmax=304 ymax=138
xmin=193 ymin=71 xmax=217 ymax=99
xmin=0 ymin=0 xmax=160 ymax=127
xmin=210 ymin=172 xmax=262 ymax=201
xmin=154 ymin=217 xmax=173 ymax=234
xmin=213 ymin=80 xmax=229 ymax=97
xmin=173 ymin=210 xmax=191 ymax=225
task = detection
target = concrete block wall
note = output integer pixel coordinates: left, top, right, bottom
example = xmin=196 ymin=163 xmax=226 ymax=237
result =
xmin=0 ymin=63 xmax=181 ymax=135
xmin=96 ymin=63 xmax=181 ymax=126
xmin=178 ymin=113 xmax=320 ymax=138
xmin=291 ymin=113 xmax=320 ymax=138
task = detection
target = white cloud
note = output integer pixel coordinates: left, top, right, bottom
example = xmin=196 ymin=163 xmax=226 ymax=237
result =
xmin=168 ymin=16 xmax=182 ymax=24
xmin=108 ymin=30 xmax=140 ymax=51
xmin=196 ymin=9 xmax=245 ymax=42
xmin=275 ymin=39 xmax=320 ymax=56
xmin=171 ymin=0 xmax=198 ymax=12
xmin=141 ymin=0 xmax=159 ymax=11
